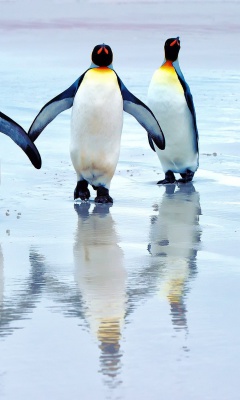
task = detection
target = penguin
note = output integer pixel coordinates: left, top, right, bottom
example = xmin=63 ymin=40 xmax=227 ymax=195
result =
xmin=28 ymin=43 xmax=165 ymax=203
xmin=0 ymin=111 xmax=41 ymax=169
xmin=147 ymin=37 xmax=199 ymax=184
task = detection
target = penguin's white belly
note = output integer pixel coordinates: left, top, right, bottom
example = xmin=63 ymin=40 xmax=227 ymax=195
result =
xmin=70 ymin=69 xmax=123 ymax=187
xmin=147 ymin=68 xmax=198 ymax=173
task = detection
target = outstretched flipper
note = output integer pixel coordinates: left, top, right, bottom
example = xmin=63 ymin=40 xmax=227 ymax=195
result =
xmin=173 ymin=60 xmax=198 ymax=152
xmin=28 ymin=73 xmax=87 ymax=142
xmin=0 ymin=112 xmax=41 ymax=169
xmin=116 ymin=75 xmax=165 ymax=150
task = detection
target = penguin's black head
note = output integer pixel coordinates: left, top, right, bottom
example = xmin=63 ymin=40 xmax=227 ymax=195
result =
xmin=164 ymin=37 xmax=181 ymax=62
xmin=91 ymin=44 xmax=113 ymax=67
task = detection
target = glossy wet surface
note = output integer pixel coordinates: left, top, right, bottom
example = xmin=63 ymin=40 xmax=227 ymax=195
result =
xmin=1 ymin=174 xmax=240 ymax=399
xmin=1 ymin=1 xmax=240 ymax=399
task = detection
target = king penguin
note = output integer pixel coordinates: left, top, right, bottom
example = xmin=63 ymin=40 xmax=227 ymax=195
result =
xmin=147 ymin=37 xmax=199 ymax=184
xmin=28 ymin=43 xmax=165 ymax=203
xmin=0 ymin=111 xmax=41 ymax=169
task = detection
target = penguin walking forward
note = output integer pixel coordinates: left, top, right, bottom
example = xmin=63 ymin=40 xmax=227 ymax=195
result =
xmin=0 ymin=111 xmax=41 ymax=169
xmin=147 ymin=37 xmax=198 ymax=184
xmin=28 ymin=44 xmax=165 ymax=203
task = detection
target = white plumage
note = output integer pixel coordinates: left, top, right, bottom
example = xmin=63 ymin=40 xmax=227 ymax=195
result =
xmin=70 ymin=68 xmax=123 ymax=189
xmin=147 ymin=62 xmax=198 ymax=174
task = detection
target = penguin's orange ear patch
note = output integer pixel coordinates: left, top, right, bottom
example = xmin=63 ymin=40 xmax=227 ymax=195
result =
xmin=97 ymin=47 xmax=103 ymax=54
xmin=104 ymin=47 xmax=109 ymax=54
xmin=170 ymin=39 xmax=177 ymax=47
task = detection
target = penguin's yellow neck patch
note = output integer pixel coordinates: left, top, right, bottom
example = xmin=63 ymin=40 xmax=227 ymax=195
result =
xmin=87 ymin=67 xmax=115 ymax=82
xmin=152 ymin=60 xmax=182 ymax=89
xmin=161 ymin=60 xmax=174 ymax=70
xmin=92 ymin=66 xmax=112 ymax=73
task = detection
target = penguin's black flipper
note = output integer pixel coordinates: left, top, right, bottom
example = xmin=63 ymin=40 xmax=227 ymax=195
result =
xmin=0 ymin=112 xmax=42 ymax=169
xmin=28 ymin=72 xmax=87 ymax=142
xmin=116 ymin=75 xmax=165 ymax=151
xmin=173 ymin=61 xmax=198 ymax=152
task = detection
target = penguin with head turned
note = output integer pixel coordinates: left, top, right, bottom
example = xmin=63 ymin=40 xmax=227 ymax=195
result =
xmin=0 ymin=111 xmax=41 ymax=169
xmin=147 ymin=37 xmax=199 ymax=184
xmin=28 ymin=43 xmax=165 ymax=203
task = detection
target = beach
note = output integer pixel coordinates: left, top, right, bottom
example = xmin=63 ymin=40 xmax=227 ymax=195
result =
xmin=0 ymin=1 xmax=240 ymax=399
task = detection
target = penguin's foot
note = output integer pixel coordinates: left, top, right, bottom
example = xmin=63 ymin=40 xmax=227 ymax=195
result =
xmin=157 ymin=171 xmax=176 ymax=185
xmin=95 ymin=187 xmax=113 ymax=204
xmin=157 ymin=179 xmax=176 ymax=185
xmin=95 ymin=194 xmax=113 ymax=204
xmin=74 ymin=180 xmax=90 ymax=201
xmin=178 ymin=170 xmax=194 ymax=183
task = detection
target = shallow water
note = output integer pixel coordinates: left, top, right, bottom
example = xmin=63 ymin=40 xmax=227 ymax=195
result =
xmin=1 ymin=175 xmax=240 ymax=399
xmin=1 ymin=1 xmax=240 ymax=399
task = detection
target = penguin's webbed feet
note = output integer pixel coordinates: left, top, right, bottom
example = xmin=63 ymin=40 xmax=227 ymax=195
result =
xmin=95 ymin=187 xmax=113 ymax=204
xmin=178 ymin=169 xmax=194 ymax=184
xmin=157 ymin=171 xmax=176 ymax=185
xmin=74 ymin=180 xmax=90 ymax=201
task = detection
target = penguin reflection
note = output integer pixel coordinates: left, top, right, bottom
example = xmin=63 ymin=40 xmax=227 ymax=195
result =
xmin=0 ymin=245 xmax=3 ymax=313
xmin=74 ymin=203 xmax=126 ymax=387
xmin=148 ymin=183 xmax=201 ymax=331
xmin=0 ymin=247 xmax=46 ymax=338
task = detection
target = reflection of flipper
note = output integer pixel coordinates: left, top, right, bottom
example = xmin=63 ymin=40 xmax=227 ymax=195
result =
xmin=28 ymin=250 xmax=46 ymax=294
xmin=0 ymin=111 xmax=41 ymax=169
xmin=29 ymin=247 xmax=85 ymax=320
xmin=0 ymin=245 xmax=3 ymax=307
xmin=0 ymin=250 xmax=46 ymax=338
